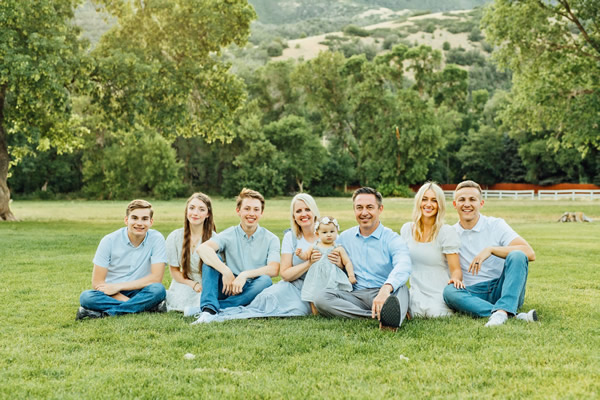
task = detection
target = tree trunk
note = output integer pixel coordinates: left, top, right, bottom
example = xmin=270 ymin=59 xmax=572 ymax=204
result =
xmin=0 ymin=85 xmax=17 ymax=221
xmin=296 ymin=178 xmax=304 ymax=193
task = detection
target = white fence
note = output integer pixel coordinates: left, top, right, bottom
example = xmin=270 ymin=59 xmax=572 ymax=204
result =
xmin=444 ymin=189 xmax=600 ymax=200
xmin=538 ymin=190 xmax=600 ymax=200
xmin=444 ymin=190 xmax=535 ymax=199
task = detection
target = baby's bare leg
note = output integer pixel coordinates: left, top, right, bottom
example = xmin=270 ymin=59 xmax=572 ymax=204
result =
xmin=310 ymin=302 xmax=319 ymax=315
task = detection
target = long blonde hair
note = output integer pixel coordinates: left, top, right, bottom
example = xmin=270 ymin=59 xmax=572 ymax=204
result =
xmin=289 ymin=193 xmax=320 ymax=238
xmin=181 ymin=192 xmax=216 ymax=280
xmin=412 ymin=182 xmax=446 ymax=242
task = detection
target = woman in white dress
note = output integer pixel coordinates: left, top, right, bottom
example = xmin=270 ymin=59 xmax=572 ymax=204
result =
xmin=165 ymin=193 xmax=216 ymax=312
xmin=401 ymin=182 xmax=464 ymax=318
xmin=197 ymin=193 xmax=320 ymax=322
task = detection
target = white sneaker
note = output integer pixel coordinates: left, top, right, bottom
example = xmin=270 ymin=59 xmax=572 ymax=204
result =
xmin=485 ymin=311 xmax=508 ymax=327
xmin=516 ymin=309 xmax=538 ymax=323
xmin=191 ymin=311 xmax=215 ymax=325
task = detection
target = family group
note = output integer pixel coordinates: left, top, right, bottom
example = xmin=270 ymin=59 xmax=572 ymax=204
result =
xmin=76 ymin=181 xmax=538 ymax=329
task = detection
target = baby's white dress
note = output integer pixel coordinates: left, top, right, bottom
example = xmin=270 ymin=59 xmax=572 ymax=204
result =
xmin=301 ymin=242 xmax=353 ymax=302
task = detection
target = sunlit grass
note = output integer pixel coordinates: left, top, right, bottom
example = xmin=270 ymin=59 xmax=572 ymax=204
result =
xmin=1 ymin=198 xmax=599 ymax=398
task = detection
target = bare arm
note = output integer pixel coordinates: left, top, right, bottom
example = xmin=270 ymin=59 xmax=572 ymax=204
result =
xmin=280 ymin=252 xmax=314 ymax=282
xmin=469 ymin=237 xmax=535 ymax=274
xmin=295 ymin=246 xmax=312 ymax=261
xmin=446 ymin=253 xmax=464 ymax=289
xmin=197 ymin=240 xmax=235 ymax=295
xmin=169 ymin=266 xmax=202 ymax=292
xmin=336 ymin=247 xmax=356 ymax=284
xmin=93 ymin=262 xmax=165 ymax=300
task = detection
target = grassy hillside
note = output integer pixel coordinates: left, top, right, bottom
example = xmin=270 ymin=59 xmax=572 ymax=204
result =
xmin=272 ymin=9 xmax=487 ymax=62
xmin=74 ymin=0 xmax=492 ymax=46
xmin=250 ymin=0 xmax=491 ymax=24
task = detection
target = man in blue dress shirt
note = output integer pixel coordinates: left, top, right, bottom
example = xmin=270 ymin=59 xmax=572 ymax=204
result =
xmin=76 ymin=199 xmax=167 ymax=320
xmin=314 ymin=187 xmax=412 ymax=330
xmin=193 ymin=188 xmax=280 ymax=324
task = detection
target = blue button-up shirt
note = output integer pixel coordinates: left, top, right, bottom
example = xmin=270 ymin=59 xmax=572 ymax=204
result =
xmin=93 ymin=227 xmax=167 ymax=284
xmin=212 ymin=224 xmax=281 ymax=275
xmin=338 ymin=223 xmax=412 ymax=291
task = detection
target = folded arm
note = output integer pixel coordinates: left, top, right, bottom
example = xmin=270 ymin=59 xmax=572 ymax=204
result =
xmin=93 ymin=262 xmax=165 ymax=301
xmin=469 ymin=237 xmax=535 ymax=274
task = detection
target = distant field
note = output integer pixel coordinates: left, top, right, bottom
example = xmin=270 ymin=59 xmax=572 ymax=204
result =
xmin=1 ymin=198 xmax=598 ymax=398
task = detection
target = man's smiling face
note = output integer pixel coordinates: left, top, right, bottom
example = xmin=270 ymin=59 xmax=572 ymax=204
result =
xmin=453 ymin=187 xmax=484 ymax=226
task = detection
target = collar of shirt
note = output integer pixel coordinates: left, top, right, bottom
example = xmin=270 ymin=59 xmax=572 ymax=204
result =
xmin=353 ymin=221 xmax=384 ymax=240
xmin=455 ymin=214 xmax=486 ymax=234
xmin=122 ymin=228 xmax=149 ymax=248
xmin=235 ymin=224 xmax=261 ymax=241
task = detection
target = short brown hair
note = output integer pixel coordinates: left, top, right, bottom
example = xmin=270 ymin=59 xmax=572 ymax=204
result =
xmin=126 ymin=199 xmax=153 ymax=218
xmin=236 ymin=188 xmax=265 ymax=211
xmin=454 ymin=180 xmax=482 ymax=199
xmin=352 ymin=187 xmax=383 ymax=207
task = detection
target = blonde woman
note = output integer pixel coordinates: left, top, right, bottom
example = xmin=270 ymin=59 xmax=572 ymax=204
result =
xmin=165 ymin=193 xmax=216 ymax=313
xmin=401 ymin=182 xmax=464 ymax=317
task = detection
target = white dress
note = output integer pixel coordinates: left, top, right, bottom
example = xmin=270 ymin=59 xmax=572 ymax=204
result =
xmin=301 ymin=241 xmax=353 ymax=303
xmin=165 ymin=228 xmax=207 ymax=312
xmin=401 ymin=223 xmax=460 ymax=318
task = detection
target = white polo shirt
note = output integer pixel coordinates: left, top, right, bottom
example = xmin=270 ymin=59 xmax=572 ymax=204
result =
xmin=454 ymin=215 xmax=519 ymax=286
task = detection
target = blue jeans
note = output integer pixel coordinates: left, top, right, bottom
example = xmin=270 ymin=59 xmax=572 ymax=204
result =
xmin=80 ymin=283 xmax=166 ymax=316
xmin=200 ymin=263 xmax=272 ymax=313
xmin=443 ymin=251 xmax=528 ymax=317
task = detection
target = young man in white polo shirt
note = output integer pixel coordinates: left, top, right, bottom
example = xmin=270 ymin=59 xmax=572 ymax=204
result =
xmin=77 ymin=199 xmax=167 ymax=320
xmin=193 ymin=188 xmax=280 ymax=324
xmin=443 ymin=180 xmax=538 ymax=327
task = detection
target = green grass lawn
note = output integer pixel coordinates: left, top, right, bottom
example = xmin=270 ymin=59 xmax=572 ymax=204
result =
xmin=1 ymin=198 xmax=599 ymax=399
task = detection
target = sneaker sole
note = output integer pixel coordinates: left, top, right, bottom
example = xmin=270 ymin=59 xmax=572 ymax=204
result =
xmin=380 ymin=296 xmax=401 ymax=329
xmin=530 ymin=309 xmax=538 ymax=322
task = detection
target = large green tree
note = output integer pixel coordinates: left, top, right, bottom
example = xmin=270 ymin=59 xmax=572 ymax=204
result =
xmin=483 ymin=0 xmax=600 ymax=155
xmin=0 ymin=0 xmax=89 ymax=220
xmin=90 ymin=0 xmax=255 ymax=142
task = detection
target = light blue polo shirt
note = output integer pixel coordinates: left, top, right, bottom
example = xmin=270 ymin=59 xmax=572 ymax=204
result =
xmin=337 ymin=223 xmax=412 ymax=291
xmin=93 ymin=227 xmax=167 ymax=284
xmin=454 ymin=214 xmax=519 ymax=286
xmin=212 ymin=224 xmax=281 ymax=275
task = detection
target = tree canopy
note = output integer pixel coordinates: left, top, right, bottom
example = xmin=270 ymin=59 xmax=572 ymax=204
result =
xmin=0 ymin=0 xmax=89 ymax=220
xmin=482 ymin=0 xmax=600 ymax=155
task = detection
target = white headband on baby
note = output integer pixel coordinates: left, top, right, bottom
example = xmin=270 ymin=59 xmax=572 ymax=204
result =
xmin=315 ymin=216 xmax=340 ymax=232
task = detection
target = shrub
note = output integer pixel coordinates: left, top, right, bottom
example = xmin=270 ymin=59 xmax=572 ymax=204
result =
xmin=82 ymin=130 xmax=185 ymax=200
xmin=468 ymin=27 xmax=483 ymax=42
xmin=267 ymin=42 xmax=283 ymax=57
xmin=445 ymin=48 xmax=486 ymax=66
xmin=442 ymin=41 xmax=451 ymax=51
xmin=481 ymin=41 xmax=493 ymax=53
xmin=424 ymin=22 xmax=436 ymax=33
xmin=383 ymin=34 xmax=400 ymax=50
xmin=343 ymin=25 xmax=370 ymax=37
xmin=377 ymin=184 xmax=414 ymax=198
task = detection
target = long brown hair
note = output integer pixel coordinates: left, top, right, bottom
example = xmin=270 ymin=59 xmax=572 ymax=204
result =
xmin=181 ymin=192 xmax=216 ymax=280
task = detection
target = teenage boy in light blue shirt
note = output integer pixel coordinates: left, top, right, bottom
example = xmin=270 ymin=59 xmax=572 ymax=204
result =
xmin=443 ymin=180 xmax=537 ymax=327
xmin=193 ymin=188 xmax=280 ymax=324
xmin=313 ymin=187 xmax=412 ymax=331
xmin=76 ymin=199 xmax=167 ymax=320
